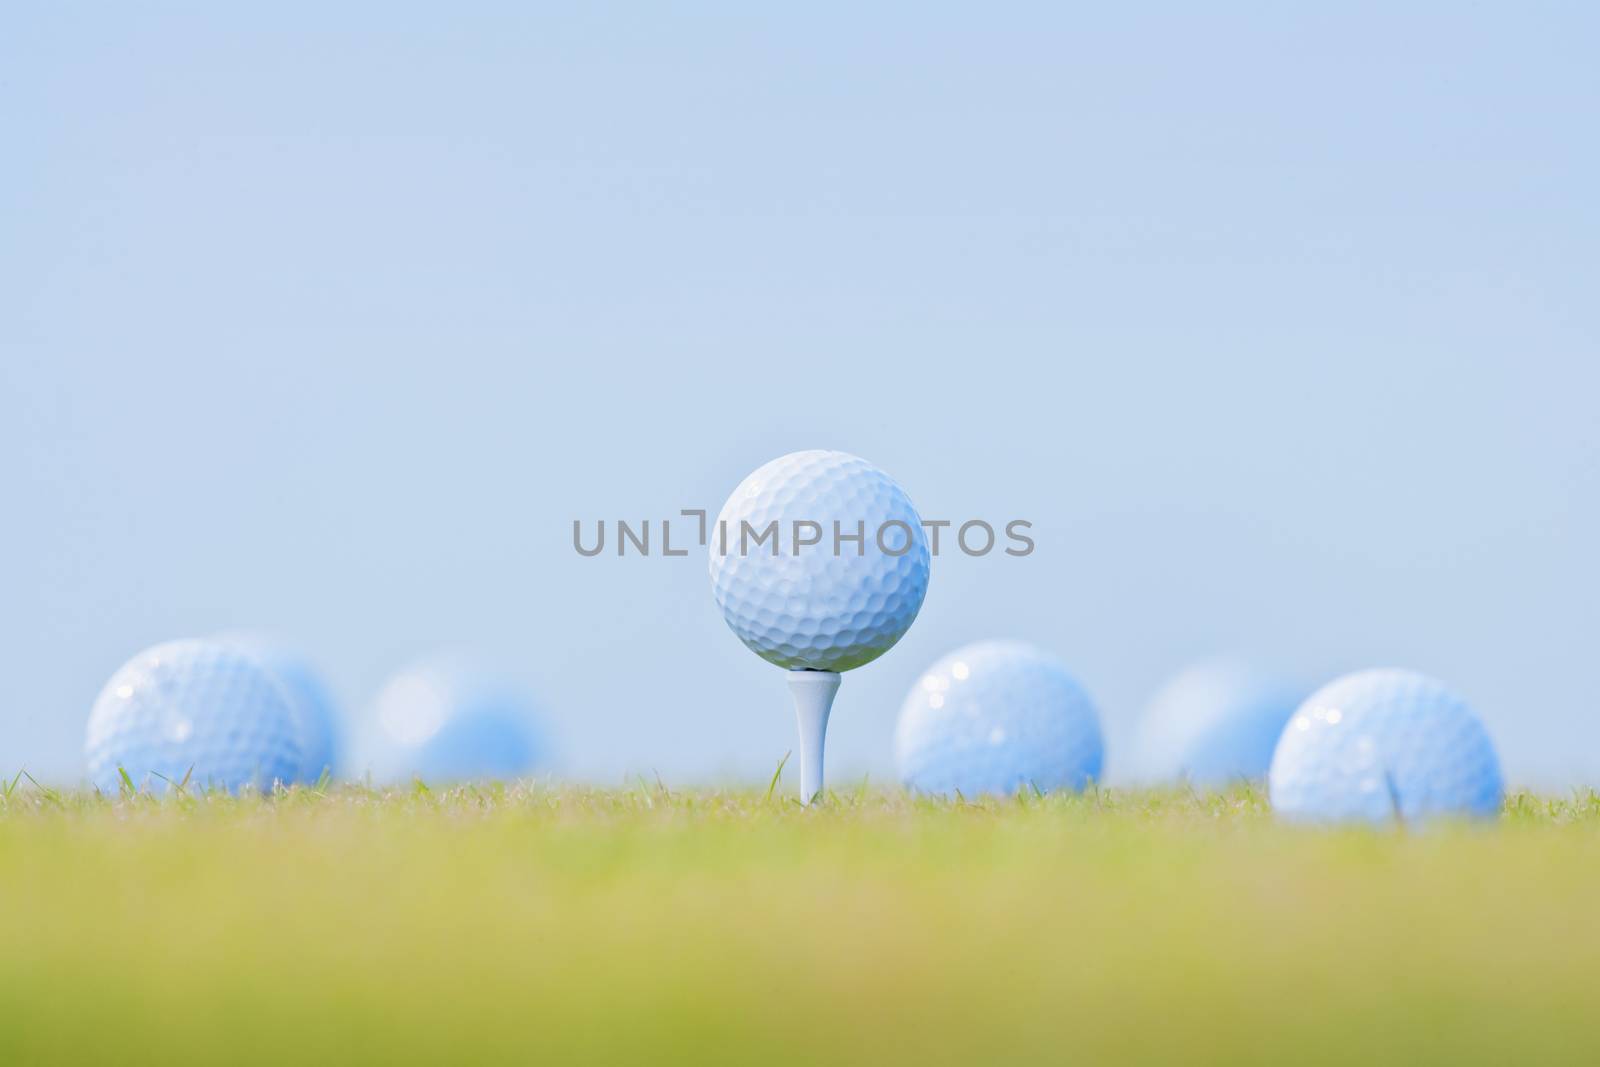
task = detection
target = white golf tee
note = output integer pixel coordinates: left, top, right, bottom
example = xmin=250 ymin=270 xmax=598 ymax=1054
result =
xmin=786 ymin=670 xmax=841 ymax=805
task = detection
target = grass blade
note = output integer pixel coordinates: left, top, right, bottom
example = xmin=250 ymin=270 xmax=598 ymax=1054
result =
xmin=764 ymin=751 xmax=791 ymax=804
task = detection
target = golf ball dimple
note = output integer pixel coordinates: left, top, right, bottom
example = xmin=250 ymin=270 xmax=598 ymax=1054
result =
xmin=709 ymin=450 xmax=929 ymax=672
xmin=1268 ymin=668 xmax=1503 ymax=824
xmin=895 ymin=641 xmax=1103 ymax=796
xmin=1133 ymin=660 xmax=1305 ymax=786
xmin=217 ymin=635 xmax=343 ymax=783
xmin=360 ymin=659 xmax=546 ymax=783
xmin=84 ymin=639 xmax=304 ymax=794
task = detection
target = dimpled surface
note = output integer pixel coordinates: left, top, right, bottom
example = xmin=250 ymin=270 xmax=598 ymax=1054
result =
xmin=218 ymin=635 xmax=343 ymax=783
xmin=360 ymin=658 xmax=545 ymax=783
xmin=709 ymin=450 xmax=929 ymax=672
xmin=84 ymin=639 xmax=304 ymax=793
xmin=895 ymin=641 xmax=1102 ymax=796
xmin=1269 ymin=668 xmax=1503 ymax=824
xmin=1133 ymin=660 xmax=1305 ymax=786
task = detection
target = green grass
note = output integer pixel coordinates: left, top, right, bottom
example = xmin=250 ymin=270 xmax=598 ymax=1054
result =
xmin=3 ymin=781 xmax=1600 ymax=1064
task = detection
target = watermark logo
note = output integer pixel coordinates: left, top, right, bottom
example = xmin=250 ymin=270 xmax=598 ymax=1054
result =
xmin=573 ymin=511 xmax=1034 ymax=557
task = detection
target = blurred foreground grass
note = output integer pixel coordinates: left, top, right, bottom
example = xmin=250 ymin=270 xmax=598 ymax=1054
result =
xmin=3 ymin=780 xmax=1600 ymax=1064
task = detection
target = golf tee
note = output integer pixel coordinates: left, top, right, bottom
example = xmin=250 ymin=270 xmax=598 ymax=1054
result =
xmin=786 ymin=670 xmax=841 ymax=805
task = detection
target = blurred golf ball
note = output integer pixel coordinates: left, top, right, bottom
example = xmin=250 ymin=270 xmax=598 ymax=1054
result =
xmin=1268 ymin=668 xmax=1503 ymax=824
xmin=895 ymin=640 xmax=1103 ymax=796
xmin=217 ymin=634 xmax=342 ymax=783
xmin=1133 ymin=660 xmax=1305 ymax=786
xmin=360 ymin=658 xmax=546 ymax=783
xmin=709 ymin=450 xmax=929 ymax=672
xmin=85 ymin=638 xmax=304 ymax=794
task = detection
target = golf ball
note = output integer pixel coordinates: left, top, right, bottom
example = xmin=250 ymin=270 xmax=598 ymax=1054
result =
xmin=85 ymin=638 xmax=304 ymax=794
xmin=1268 ymin=668 xmax=1503 ymax=824
xmin=1133 ymin=660 xmax=1305 ymax=786
xmin=895 ymin=640 xmax=1103 ymax=796
xmin=360 ymin=658 xmax=546 ymax=783
xmin=709 ymin=450 xmax=929 ymax=672
xmin=218 ymin=634 xmax=343 ymax=783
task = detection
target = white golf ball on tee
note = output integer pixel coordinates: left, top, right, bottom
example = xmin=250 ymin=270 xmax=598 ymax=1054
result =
xmin=710 ymin=450 xmax=930 ymax=801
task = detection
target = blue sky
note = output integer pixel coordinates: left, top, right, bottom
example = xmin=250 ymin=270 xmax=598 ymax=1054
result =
xmin=3 ymin=4 xmax=1596 ymax=785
